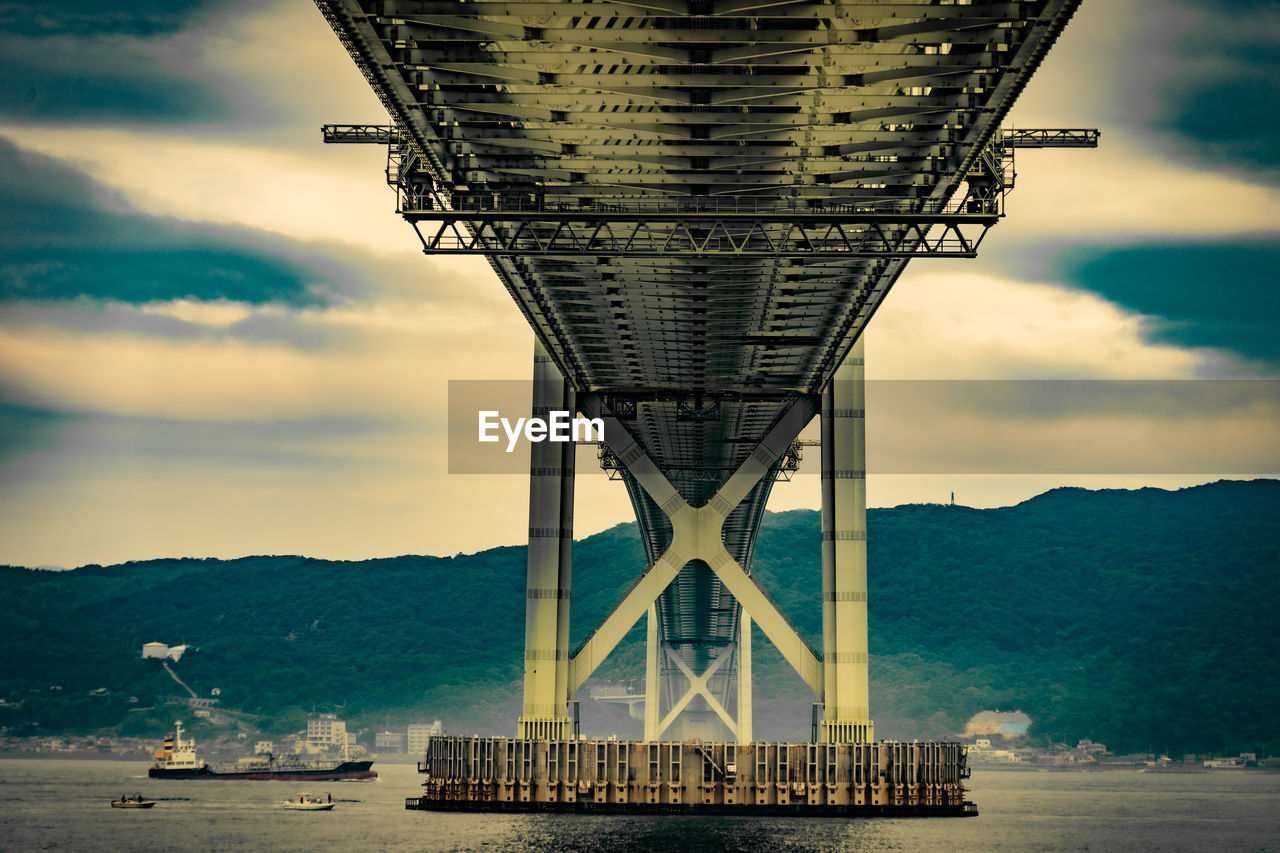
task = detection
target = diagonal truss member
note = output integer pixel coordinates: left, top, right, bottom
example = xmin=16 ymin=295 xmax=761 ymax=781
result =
xmin=409 ymin=213 xmax=992 ymax=259
xmin=557 ymin=394 xmax=821 ymax=742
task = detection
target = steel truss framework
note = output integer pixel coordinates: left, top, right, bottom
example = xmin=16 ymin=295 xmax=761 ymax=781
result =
xmin=409 ymin=213 xmax=993 ymax=258
xmin=317 ymin=0 xmax=1091 ymax=743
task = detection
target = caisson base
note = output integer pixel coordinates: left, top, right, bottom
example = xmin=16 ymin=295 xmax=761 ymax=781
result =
xmin=407 ymin=737 xmax=976 ymax=817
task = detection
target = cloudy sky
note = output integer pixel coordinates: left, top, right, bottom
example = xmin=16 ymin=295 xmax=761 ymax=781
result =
xmin=0 ymin=0 xmax=1276 ymax=569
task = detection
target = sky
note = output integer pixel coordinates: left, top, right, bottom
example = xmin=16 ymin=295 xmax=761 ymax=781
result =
xmin=0 ymin=0 xmax=1277 ymax=569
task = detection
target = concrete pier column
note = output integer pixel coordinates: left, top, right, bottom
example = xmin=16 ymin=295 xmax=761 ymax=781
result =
xmin=820 ymin=337 xmax=873 ymax=744
xmin=517 ymin=340 xmax=576 ymax=740
xmin=644 ymin=604 xmax=660 ymax=741
xmin=737 ymin=612 xmax=753 ymax=744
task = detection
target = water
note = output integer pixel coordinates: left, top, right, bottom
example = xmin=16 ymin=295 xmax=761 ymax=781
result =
xmin=1 ymin=760 xmax=1277 ymax=852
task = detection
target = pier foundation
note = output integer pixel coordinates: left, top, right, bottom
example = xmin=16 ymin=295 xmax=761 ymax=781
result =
xmin=409 ymin=737 xmax=974 ymax=816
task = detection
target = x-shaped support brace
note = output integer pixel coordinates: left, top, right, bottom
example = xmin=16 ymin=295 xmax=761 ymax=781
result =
xmin=569 ymin=396 xmax=823 ymax=698
xmin=656 ymin=651 xmax=735 ymax=738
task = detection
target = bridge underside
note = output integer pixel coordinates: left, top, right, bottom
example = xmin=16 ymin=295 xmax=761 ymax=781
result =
xmin=316 ymin=0 xmax=1083 ymax=743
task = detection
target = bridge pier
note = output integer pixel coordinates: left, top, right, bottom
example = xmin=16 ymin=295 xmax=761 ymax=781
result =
xmin=412 ymin=736 xmax=974 ymax=816
xmin=820 ymin=338 xmax=874 ymax=744
xmin=518 ymin=339 xmax=874 ymax=746
xmin=315 ymin=0 xmax=1088 ymax=823
xmin=517 ymin=341 xmax=576 ymax=740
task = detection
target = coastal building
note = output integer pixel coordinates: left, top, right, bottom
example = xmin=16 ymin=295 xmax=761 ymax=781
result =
xmin=140 ymin=642 xmax=187 ymax=662
xmin=1203 ymin=755 xmax=1250 ymax=769
xmin=375 ymin=730 xmax=408 ymax=753
xmin=306 ymin=714 xmax=349 ymax=754
xmin=406 ymin=721 xmax=444 ymax=758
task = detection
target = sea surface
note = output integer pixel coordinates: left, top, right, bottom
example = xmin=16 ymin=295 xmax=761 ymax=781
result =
xmin=1 ymin=759 xmax=1277 ymax=852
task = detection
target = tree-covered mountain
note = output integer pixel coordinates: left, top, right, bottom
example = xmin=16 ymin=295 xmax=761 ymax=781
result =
xmin=1 ymin=480 xmax=1276 ymax=756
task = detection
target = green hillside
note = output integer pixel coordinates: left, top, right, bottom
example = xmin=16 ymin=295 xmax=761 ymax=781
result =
xmin=1 ymin=480 xmax=1276 ymax=755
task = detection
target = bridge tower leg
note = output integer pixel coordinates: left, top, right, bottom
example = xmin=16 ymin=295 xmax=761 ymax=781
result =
xmin=517 ymin=340 xmax=576 ymax=740
xmin=737 ymin=612 xmax=753 ymax=743
xmin=643 ymin=604 xmax=660 ymax=740
xmin=820 ymin=337 xmax=874 ymax=744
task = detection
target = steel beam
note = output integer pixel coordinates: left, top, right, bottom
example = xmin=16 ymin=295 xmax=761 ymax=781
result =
xmin=321 ymin=124 xmax=400 ymax=144
xmin=1001 ymin=128 xmax=1100 ymax=148
xmin=655 ymin=652 xmax=733 ymax=738
xmin=410 ymin=217 xmax=990 ymax=258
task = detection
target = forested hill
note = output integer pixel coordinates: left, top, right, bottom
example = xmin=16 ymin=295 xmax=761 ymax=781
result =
xmin=1 ymin=479 xmax=1276 ymax=755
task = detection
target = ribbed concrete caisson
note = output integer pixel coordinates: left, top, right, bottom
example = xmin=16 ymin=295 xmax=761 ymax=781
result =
xmin=410 ymin=737 xmax=975 ymax=816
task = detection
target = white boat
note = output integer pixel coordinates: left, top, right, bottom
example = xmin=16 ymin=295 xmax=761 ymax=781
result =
xmin=283 ymin=793 xmax=335 ymax=811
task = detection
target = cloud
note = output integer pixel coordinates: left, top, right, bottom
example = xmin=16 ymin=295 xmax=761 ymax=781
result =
xmin=0 ymin=0 xmax=381 ymax=135
xmin=0 ymin=138 xmax=340 ymax=306
xmin=986 ymin=144 xmax=1280 ymax=248
xmin=859 ymin=380 xmax=1280 ymax=475
xmin=0 ymin=281 xmax=531 ymax=426
xmin=990 ymin=3 xmax=1280 ymax=379
xmin=0 ymin=1 xmax=232 ymax=37
xmin=865 ymin=270 xmax=1207 ymax=379
xmin=1145 ymin=0 xmax=1280 ymax=181
xmin=2 ymin=126 xmax=414 ymax=254
xmin=0 ymin=396 xmax=636 ymax=568
xmin=1010 ymin=0 xmax=1280 ymax=183
xmin=0 ymin=0 xmax=241 ymax=124
xmin=1051 ymin=239 xmax=1280 ymax=367
xmin=0 ymin=400 xmax=78 ymax=466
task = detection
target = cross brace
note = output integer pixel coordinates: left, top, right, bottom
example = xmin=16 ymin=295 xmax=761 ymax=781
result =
xmin=568 ymin=394 xmax=823 ymax=697
xmin=656 ymin=651 xmax=735 ymax=739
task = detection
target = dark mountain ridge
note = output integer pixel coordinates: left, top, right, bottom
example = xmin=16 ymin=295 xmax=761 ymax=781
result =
xmin=1 ymin=479 xmax=1275 ymax=755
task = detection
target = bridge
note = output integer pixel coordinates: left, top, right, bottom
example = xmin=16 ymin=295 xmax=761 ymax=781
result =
xmin=315 ymin=0 xmax=1094 ymax=813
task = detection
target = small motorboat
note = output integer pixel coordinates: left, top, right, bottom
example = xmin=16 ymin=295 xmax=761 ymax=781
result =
xmin=111 ymin=796 xmax=155 ymax=809
xmin=283 ymin=793 xmax=335 ymax=811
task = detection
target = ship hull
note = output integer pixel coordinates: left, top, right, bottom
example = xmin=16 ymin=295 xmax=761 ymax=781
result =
xmin=149 ymin=760 xmax=376 ymax=781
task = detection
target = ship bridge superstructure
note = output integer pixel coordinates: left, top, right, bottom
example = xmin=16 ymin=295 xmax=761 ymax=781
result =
xmin=317 ymin=0 xmax=1091 ymax=744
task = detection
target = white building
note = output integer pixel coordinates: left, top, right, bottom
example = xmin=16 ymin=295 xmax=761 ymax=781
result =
xmin=375 ymin=730 xmax=408 ymax=753
xmin=1203 ymin=756 xmax=1247 ymax=769
xmin=306 ymin=714 xmax=349 ymax=754
xmin=406 ymin=721 xmax=444 ymax=758
xmin=140 ymin=642 xmax=187 ymax=661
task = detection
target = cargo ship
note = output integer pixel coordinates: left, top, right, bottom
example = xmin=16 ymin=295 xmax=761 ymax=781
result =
xmin=149 ymin=722 xmax=376 ymax=781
